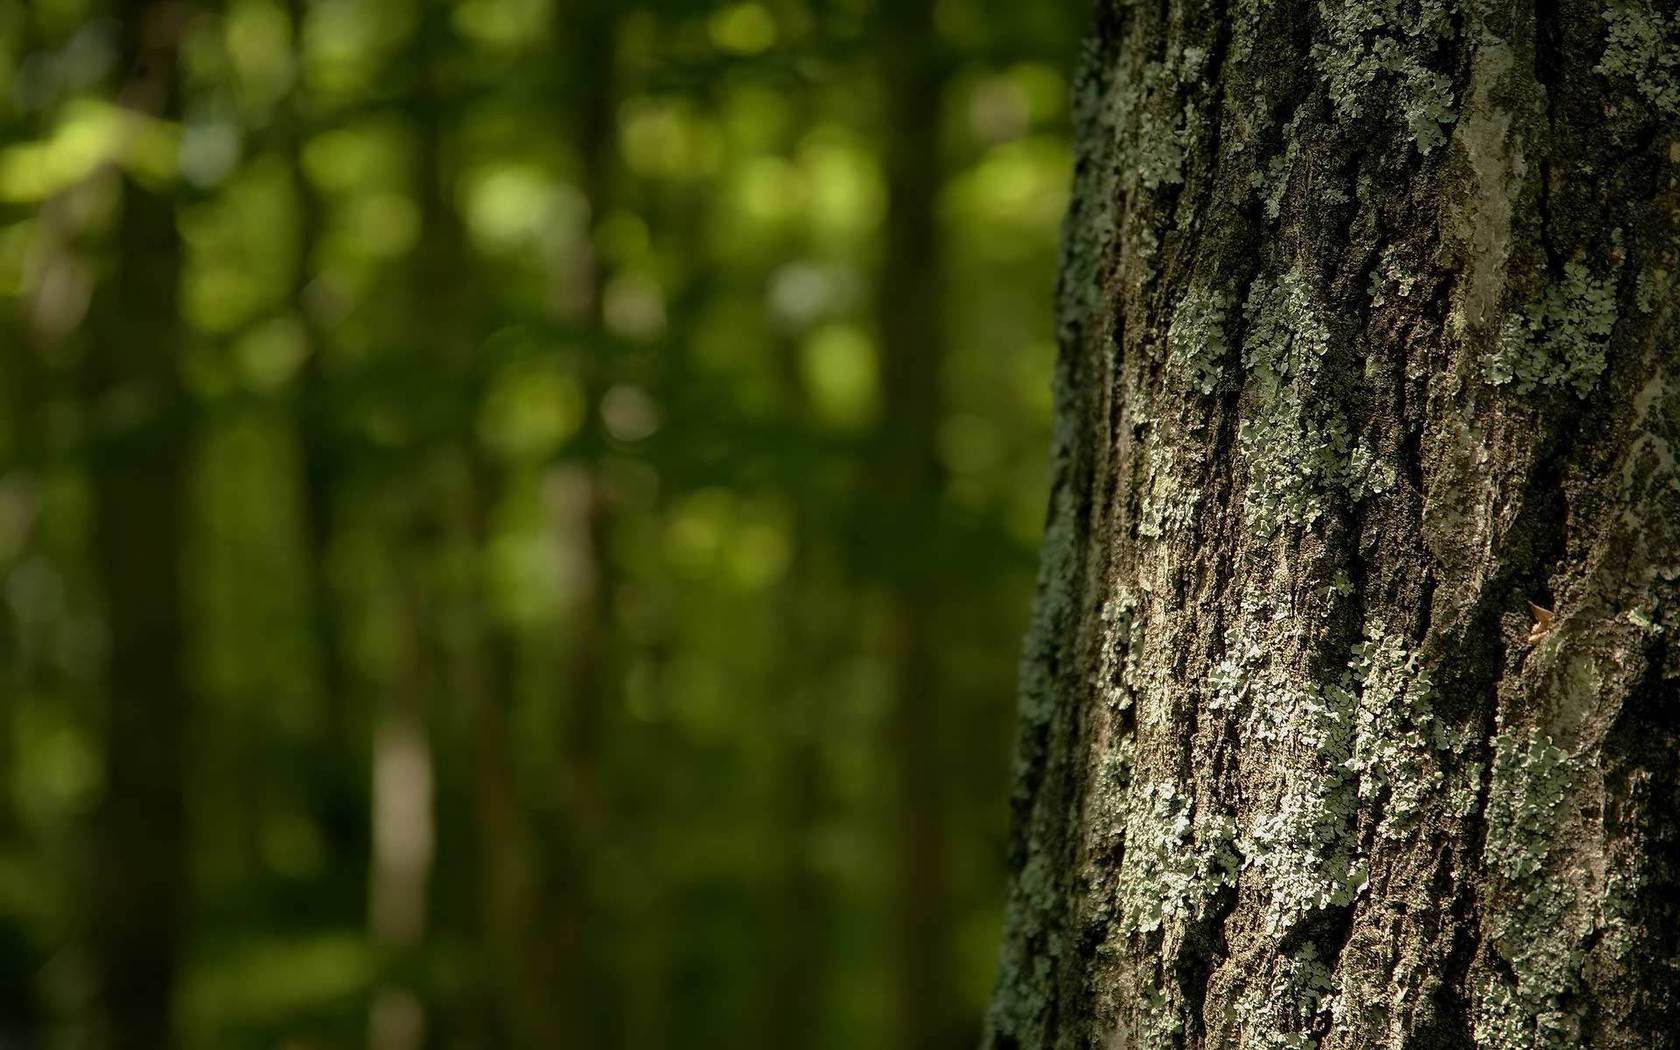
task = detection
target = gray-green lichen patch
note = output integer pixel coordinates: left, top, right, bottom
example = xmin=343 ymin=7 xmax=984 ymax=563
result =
xmin=1216 ymin=606 xmax=1359 ymax=937
xmin=1597 ymin=1 xmax=1680 ymax=118
xmin=1312 ymin=0 xmax=1461 ymax=151
xmin=1238 ymin=269 xmax=1392 ymax=536
xmin=1368 ymin=246 xmax=1422 ymax=310
xmin=1096 ymin=588 xmax=1141 ymax=710
xmin=1402 ymin=68 xmax=1457 ymax=153
xmin=1240 ymin=676 xmax=1366 ymax=933
xmin=1487 ymin=245 xmax=1625 ymax=397
xmin=1474 ymin=729 xmax=1588 ymax=1050
xmin=1130 ymin=977 xmax=1185 ymax=1050
xmin=1483 ymin=732 xmax=1572 ymax=881
xmin=1165 ymin=282 xmax=1231 ymax=394
xmin=1129 ymin=47 xmax=1213 ymax=192
xmin=1116 ymin=782 xmax=1239 ymax=936
xmin=1135 ymin=102 xmax=1186 ymax=192
xmin=1234 ymin=944 xmax=1338 ymax=1050
xmin=1102 ymin=777 xmax=1238 ymax=1048
xmin=1138 ymin=442 xmax=1200 ymax=539
xmin=1247 ymin=109 xmax=1311 ymax=222
xmin=1223 ymin=626 xmax=1457 ymax=934
xmin=1345 ymin=631 xmax=1459 ymax=837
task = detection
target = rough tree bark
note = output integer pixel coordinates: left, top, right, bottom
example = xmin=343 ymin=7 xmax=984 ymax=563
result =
xmin=985 ymin=0 xmax=1679 ymax=1048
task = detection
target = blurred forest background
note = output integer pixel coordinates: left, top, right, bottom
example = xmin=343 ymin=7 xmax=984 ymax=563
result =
xmin=0 ymin=0 xmax=1082 ymax=1045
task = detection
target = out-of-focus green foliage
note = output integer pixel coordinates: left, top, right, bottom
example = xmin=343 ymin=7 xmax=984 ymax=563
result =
xmin=0 ymin=0 xmax=1083 ymax=1046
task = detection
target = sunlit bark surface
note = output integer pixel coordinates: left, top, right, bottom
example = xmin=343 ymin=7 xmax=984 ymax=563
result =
xmin=986 ymin=0 xmax=1680 ymax=1046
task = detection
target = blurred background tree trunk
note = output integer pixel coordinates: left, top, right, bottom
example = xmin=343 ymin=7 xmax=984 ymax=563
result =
xmin=876 ymin=1 xmax=960 ymax=1048
xmin=85 ymin=2 xmax=190 ymax=1046
xmin=549 ymin=2 xmax=625 ymax=1046
xmin=987 ymin=0 xmax=1680 ymax=1047
xmin=285 ymin=0 xmax=365 ymax=868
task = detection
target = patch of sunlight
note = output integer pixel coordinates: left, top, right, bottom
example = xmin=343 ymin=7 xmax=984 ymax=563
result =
xmin=303 ymin=0 xmax=413 ymax=102
xmin=461 ymin=163 xmax=587 ymax=255
xmin=488 ymin=528 xmax=564 ymax=625
xmin=768 ymin=260 xmax=860 ymax=330
xmin=962 ymin=65 xmax=1074 ymax=145
xmin=477 ymin=357 xmax=586 ymax=461
xmin=620 ymin=97 xmax=722 ymax=180
xmin=13 ymin=705 xmax=100 ymax=828
xmin=0 ymin=100 xmax=178 ymax=202
xmin=734 ymin=154 xmax=805 ymax=227
xmin=236 ymin=315 xmax=309 ymax=393
xmin=945 ymin=136 xmax=1070 ymax=231
xmin=302 ymin=123 xmax=409 ymax=195
xmin=454 ymin=0 xmax=552 ymax=52
xmin=182 ymin=157 xmax=297 ymax=334
xmin=1010 ymin=62 xmax=1070 ymax=123
xmin=664 ymin=489 xmax=734 ymax=579
xmin=225 ymin=0 xmax=296 ymax=111
xmin=183 ymin=933 xmax=372 ymax=1029
xmin=709 ymin=3 xmax=778 ymax=54
xmin=801 ymin=323 xmax=878 ymax=428
xmin=721 ymin=84 xmax=793 ymax=153
xmin=725 ymin=502 xmax=792 ymax=590
xmin=799 ymin=130 xmax=884 ymax=246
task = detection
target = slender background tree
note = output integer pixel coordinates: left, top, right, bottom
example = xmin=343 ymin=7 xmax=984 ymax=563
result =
xmin=86 ymin=3 xmax=192 ymax=1045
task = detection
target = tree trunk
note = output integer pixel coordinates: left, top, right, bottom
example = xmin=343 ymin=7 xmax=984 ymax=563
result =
xmin=86 ymin=3 xmax=190 ymax=1046
xmin=986 ymin=1 xmax=1679 ymax=1047
xmin=763 ymin=319 xmax=839 ymax=1047
xmin=546 ymin=4 xmax=625 ymax=1045
xmin=877 ymin=2 xmax=960 ymax=1047
xmin=285 ymin=0 xmax=364 ymax=860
